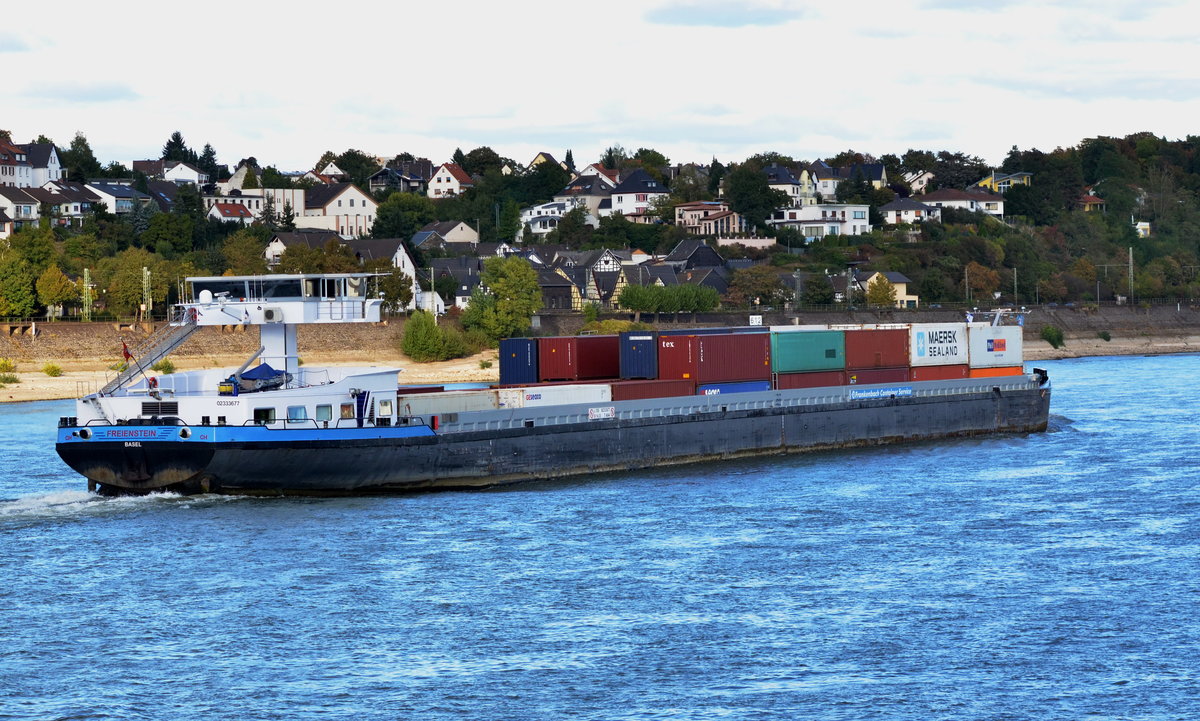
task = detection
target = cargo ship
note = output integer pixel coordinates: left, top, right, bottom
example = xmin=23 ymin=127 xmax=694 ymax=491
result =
xmin=55 ymin=273 xmax=1051 ymax=495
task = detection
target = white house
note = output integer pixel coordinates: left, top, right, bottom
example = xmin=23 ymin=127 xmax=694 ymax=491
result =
xmin=294 ymin=183 xmax=377 ymax=238
xmin=768 ymin=203 xmax=872 ymax=239
xmin=604 ymin=169 xmax=668 ymax=217
xmin=878 ymin=197 xmax=941 ymax=224
xmin=427 ymin=163 xmax=473 ymax=198
xmin=902 ymin=170 xmax=934 ymax=194
xmin=20 ymin=144 xmax=64 ymax=187
xmin=86 ymin=181 xmax=152 ymax=214
xmin=208 ymin=202 xmax=256 ymax=225
xmin=0 ymin=187 xmax=38 ymax=231
xmin=164 ymin=161 xmax=209 ymax=186
xmin=918 ymin=188 xmax=1004 ymax=217
xmin=763 ymin=164 xmax=817 ymax=207
xmin=345 ymin=237 xmax=445 ymax=314
xmin=0 ymin=140 xmax=33 ymax=188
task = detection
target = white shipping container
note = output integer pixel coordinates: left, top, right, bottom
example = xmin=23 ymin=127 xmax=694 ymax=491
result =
xmin=498 ymin=384 xmax=612 ymax=409
xmin=967 ymin=324 xmax=1024 ymax=368
xmin=396 ymin=390 xmax=498 ymax=416
xmin=910 ymin=323 xmax=969 ymax=367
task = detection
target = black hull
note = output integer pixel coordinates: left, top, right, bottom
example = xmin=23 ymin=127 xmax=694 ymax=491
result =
xmin=64 ymin=385 xmax=1051 ymax=496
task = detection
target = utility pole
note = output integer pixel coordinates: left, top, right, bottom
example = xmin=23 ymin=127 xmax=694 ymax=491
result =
xmin=142 ymin=266 xmax=152 ymax=322
xmin=1013 ymin=267 xmax=1017 ymax=305
xmin=1128 ymin=246 xmax=1134 ymax=306
xmin=964 ymin=265 xmax=970 ymax=303
xmin=82 ymin=268 xmax=92 ymax=322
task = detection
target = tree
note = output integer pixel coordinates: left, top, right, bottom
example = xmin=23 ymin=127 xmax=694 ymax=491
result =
xmin=126 ymin=198 xmax=159 ymax=237
xmin=36 ymin=265 xmax=78 ymax=313
xmin=261 ymin=166 xmax=293 ymax=189
xmin=400 ymin=310 xmax=444 ymax=362
xmin=162 ymin=131 xmax=194 ymax=163
xmin=277 ymin=244 xmax=324 ymax=273
xmin=98 ymin=248 xmax=170 ymax=315
xmin=258 ymin=194 xmax=277 ymax=228
xmin=461 ymin=146 xmax=502 ymax=177
xmin=372 ymin=192 xmax=437 ymax=239
xmin=140 ymin=213 xmax=194 ymax=257
xmin=313 ymin=151 xmax=337 ymax=173
xmin=335 ymin=149 xmax=381 ymax=187
xmin=0 ymin=251 xmax=37 ymax=316
xmin=222 ymin=229 xmax=269 ymax=275
xmin=377 ymin=268 xmax=414 ymax=313
xmin=726 ymin=164 xmax=788 ymax=231
xmin=866 ymin=275 xmax=898 ymax=307
xmin=320 ymin=238 xmax=359 ymax=272
xmin=564 ymin=149 xmax=575 ymax=172
xmin=197 ymin=143 xmax=220 ymax=178
xmin=61 ymin=131 xmax=101 ymax=182
xmin=8 ymin=228 xmax=57 ymax=273
xmin=800 ymin=276 xmax=836 ymax=305
xmin=497 ymin=199 xmax=522 ymax=242
xmin=964 ymin=260 xmax=1001 ymax=300
xmin=600 ymin=144 xmax=628 ymax=170
xmin=279 ymin=201 xmax=296 ymax=232
xmin=476 ymin=256 xmax=541 ymax=340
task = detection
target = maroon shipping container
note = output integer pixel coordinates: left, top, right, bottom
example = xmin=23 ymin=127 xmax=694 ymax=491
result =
xmin=775 ymin=370 xmax=847 ymax=390
xmin=657 ymin=333 xmax=771 ymax=383
xmin=844 ymin=329 xmax=909 ymax=370
xmin=846 ymin=367 xmax=910 ymax=385
xmin=538 ymin=335 xmax=620 ymax=381
xmin=610 ymin=378 xmax=696 ymax=401
xmin=910 ymin=364 xmax=969 ymax=382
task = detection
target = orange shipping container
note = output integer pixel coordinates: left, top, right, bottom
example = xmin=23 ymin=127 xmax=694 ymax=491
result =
xmin=968 ymin=366 xmax=1025 ymax=378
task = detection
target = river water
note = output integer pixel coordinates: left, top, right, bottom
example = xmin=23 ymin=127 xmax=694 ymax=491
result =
xmin=1 ymin=355 xmax=1197 ymax=720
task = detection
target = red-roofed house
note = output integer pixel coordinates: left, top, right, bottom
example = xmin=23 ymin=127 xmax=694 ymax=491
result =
xmin=0 ymin=139 xmax=33 ymax=188
xmin=427 ymin=163 xmax=474 ymax=198
xmin=1079 ymin=193 xmax=1106 ymax=213
xmin=208 ymin=202 xmax=256 ymax=225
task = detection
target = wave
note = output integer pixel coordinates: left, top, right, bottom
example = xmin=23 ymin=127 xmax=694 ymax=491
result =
xmin=0 ymin=488 xmax=186 ymax=523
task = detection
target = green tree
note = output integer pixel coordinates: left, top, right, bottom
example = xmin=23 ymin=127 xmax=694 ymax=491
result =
xmin=197 ymin=143 xmax=220 ymax=178
xmin=261 ymin=166 xmax=293 ymax=189
xmin=726 ymin=165 xmax=788 ymax=231
xmin=314 ymin=150 xmax=337 ymax=173
xmin=161 ymin=131 xmax=194 ymax=162
xmin=497 ymin=199 xmax=522 ymax=242
xmin=0 ymin=251 xmax=38 ymax=316
xmin=140 ymin=213 xmax=194 ymax=257
xmin=335 ymin=149 xmax=381 ymax=188
xmin=476 ymin=256 xmax=541 ymax=340
xmin=377 ymin=268 xmax=414 ymax=313
xmin=866 ymin=275 xmax=898 ymax=307
xmin=401 ymin=310 xmax=445 ymax=362
xmin=61 ymin=131 xmax=101 ymax=182
xmin=372 ymin=192 xmax=437 ymax=239
xmin=8 ymin=228 xmax=57 ymax=273
xmin=35 ymin=265 xmax=78 ymax=312
xmin=320 ymin=238 xmax=359 ymax=272
xmin=127 ymin=198 xmax=159 ymax=237
xmin=708 ymin=158 xmax=726 ymax=196
xmin=221 ymin=229 xmax=269 ymax=275
xmin=727 ymin=265 xmax=789 ymax=306
xmin=564 ymin=149 xmax=575 ymax=172
xmin=279 ymin=201 xmax=296 ymax=231
xmin=97 ymin=248 xmax=170 ymax=315
xmin=461 ymin=146 xmax=503 ymax=177
xmin=277 ymin=244 xmax=324 ymax=273
xmin=546 ymin=206 xmax=593 ymax=248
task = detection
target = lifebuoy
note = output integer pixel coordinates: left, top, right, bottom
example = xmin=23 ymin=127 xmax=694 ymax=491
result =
xmin=148 ymin=376 xmax=158 ymax=389
xmin=188 ymin=307 xmax=199 ymax=322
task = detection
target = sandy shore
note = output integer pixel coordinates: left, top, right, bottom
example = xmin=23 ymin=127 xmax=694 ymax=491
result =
xmin=5 ymin=332 xmax=1197 ymax=404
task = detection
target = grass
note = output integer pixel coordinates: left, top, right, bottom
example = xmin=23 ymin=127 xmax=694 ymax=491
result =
xmin=151 ymin=358 xmax=176 ymax=374
xmin=42 ymin=363 xmax=63 ymax=377
xmin=0 ymin=359 xmax=15 ymax=373
xmin=479 ymin=359 xmax=493 ymax=369
xmin=0 ymin=373 xmax=19 ymax=385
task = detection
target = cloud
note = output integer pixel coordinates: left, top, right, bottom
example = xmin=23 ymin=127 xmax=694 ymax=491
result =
xmin=977 ymin=74 xmax=1200 ymax=102
xmin=22 ymin=82 xmax=140 ymax=103
xmin=0 ymin=33 xmax=31 ymax=52
xmin=645 ymin=0 xmax=805 ymax=27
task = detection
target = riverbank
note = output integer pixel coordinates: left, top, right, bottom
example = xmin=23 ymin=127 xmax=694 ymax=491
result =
xmin=4 ymin=315 xmax=1198 ymax=403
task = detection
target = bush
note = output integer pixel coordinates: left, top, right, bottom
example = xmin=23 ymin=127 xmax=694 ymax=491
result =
xmin=0 ymin=359 xmax=15 ymax=373
xmin=0 ymin=373 xmax=19 ymax=384
xmin=42 ymin=363 xmax=63 ymax=377
xmin=582 ymin=303 xmax=600 ymax=324
xmin=1097 ymin=330 xmax=1112 ymax=342
xmin=581 ymin=319 xmax=653 ymax=335
xmin=1040 ymin=325 xmax=1065 ymax=349
xmin=151 ymin=358 xmax=176 ymax=374
xmin=479 ymin=360 xmax=493 ymax=369
xmin=401 ymin=312 xmax=487 ymax=363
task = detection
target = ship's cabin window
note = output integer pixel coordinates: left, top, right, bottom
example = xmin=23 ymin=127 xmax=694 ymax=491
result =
xmin=201 ymin=415 xmax=210 ymax=425
xmin=253 ymin=408 xmax=276 ymax=425
xmin=261 ymin=280 xmax=303 ymax=299
xmin=315 ymin=405 xmax=332 ymax=422
xmin=287 ymin=405 xmax=308 ymax=422
xmin=340 ymin=403 xmax=354 ymax=419
xmin=346 ymin=277 xmax=364 ymax=297
xmin=217 ymin=416 xmax=226 ymax=425
xmin=378 ymin=399 xmax=393 ymax=417
xmin=193 ymin=279 xmax=248 ymax=300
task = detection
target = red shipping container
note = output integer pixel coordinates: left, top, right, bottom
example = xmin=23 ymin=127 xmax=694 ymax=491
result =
xmin=610 ymin=378 xmax=696 ymax=401
xmin=910 ymin=364 xmax=969 ymax=382
xmin=538 ymin=336 xmax=620 ymax=381
xmin=846 ymin=367 xmax=910 ymax=385
xmin=657 ymin=333 xmax=771 ymax=383
xmin=845 ymin=329 xmax=909 ymax=370
xmin=775 ymin=370 xmax=847 ymax=390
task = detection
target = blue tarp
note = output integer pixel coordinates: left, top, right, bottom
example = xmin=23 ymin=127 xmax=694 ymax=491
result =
xmin=241 ymin=363 xmax=281 ymax=380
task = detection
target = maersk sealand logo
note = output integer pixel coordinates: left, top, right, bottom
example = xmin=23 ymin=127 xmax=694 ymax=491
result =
xmin=916 ymin=331 xmax=927 ymax=357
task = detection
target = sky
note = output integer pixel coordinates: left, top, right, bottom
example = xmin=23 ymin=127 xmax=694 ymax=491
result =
xmin=5 ymin=0 xmax=1197 ymax=173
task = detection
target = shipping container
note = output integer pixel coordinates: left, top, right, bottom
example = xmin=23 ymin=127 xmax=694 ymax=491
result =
xmin=909 ymin=323 xmax=969 ymax=367
xmin=537 ymin=335 xmax=620 ymax=381
xmin=968 ymin=366 xmax=1025 ymax=378
xmin=967 ymin=324 xmax=1024 ymax=368
xmin=499 ymin=338 xmax=539 ymax=385
xmin=846 ymin=367 xmax=910 ymax=385
xmin=844 ymin=328 xmax=909 ymax=370
xmin=697 ymin=380 xmax=772 ymax=395
xmin=610 ymin=378 xmax=696 ymax=401
xmin=770 ymin=330 xmax=845 ymax=373
xmin=657 ymin=333 xmax=772 ymax=383
xmin=396 ymin=385 xmax=445 ymax=395
xmin=659 ymin=326 xmax=768 ymax=336
xmin=910 ymin=364 xmax=969 ymax=382
xmin=396 ymin=389 xmax=498 ymax=416
xmin=496 ymin=383 xmax=613 ymax=409
xmin=774 ymin=370 xmax=847 ymax=390
xmin=619 ymin=331 xmax=659 ymax=379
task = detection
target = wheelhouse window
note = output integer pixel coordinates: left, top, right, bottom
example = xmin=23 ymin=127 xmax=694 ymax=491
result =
xmin=253 ymin=408 xmax=276 ymax=424
xmin=378 ymin=399 xmax=393 ymax=417
xmin=316 ymin=405 xmax=332 ymax=421
xmin=340 ymin=403 xmax=354 ymax=419
xmin=287 ymin=406 xmax=308 ymax=422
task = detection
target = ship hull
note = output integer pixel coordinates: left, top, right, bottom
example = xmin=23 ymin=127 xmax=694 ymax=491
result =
xmin=57 ymin=383 xmax=1051 ymax=496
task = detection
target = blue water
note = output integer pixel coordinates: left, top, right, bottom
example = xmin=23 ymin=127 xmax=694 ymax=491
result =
xmin=2 ymin=355 xmax=1198 ymax=720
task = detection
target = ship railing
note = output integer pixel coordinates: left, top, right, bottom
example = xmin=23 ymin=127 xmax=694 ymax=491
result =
xmin=237 ymin=417 xmax=431 ymax=430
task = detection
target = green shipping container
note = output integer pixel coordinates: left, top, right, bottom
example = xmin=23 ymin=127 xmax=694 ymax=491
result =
xmin=770 ymin=330 xmax=846 ymax=373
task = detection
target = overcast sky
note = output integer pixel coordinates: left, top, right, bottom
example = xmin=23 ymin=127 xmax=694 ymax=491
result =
xmin=5 ymin=0 xmax=1195 ymax=173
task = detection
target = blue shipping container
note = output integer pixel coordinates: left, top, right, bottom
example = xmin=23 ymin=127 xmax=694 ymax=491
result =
xmin=697 ymin=380 xmax=773 ymax=396
xmin=619 ymin=331 xmax=659 ymax=379
xmin=499 ymin=338 xmax=539 ymax=385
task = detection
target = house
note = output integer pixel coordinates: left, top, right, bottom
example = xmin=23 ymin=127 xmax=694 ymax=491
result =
xmin=344 ymin=237 xmax=444 ymax=314
xmin=974 ymin=171 xmax=1032 ymax=193
xmin=604 ymin=169 xmax=668 ymax=217
xmin=878 ymin=197 xmax=940 ymax=224
xmin=318 ymin=162 xmax=349 ymax=181
xmin=0 ymin=209 xmax=12 ymax=240
xmin=28 ymin=181 xmax=99 ymax=228
xmin=519 ymin=201 xmax=571 ymax=240
xmin=208 ymin=202 xmax=256 ymax=225
xmin=300 ymin=183 xmax=377 ymax=238
xmin=662 ymin=238 xmax=725 ymax=270
xmin=301 ymin=170 xmax=335 ymax=185
xmin=219 ymin=163 xmax=263 ymax=194
xmin=1078 ymin=193 xmax=1106 ymax=213
xmin=528 ymin=152 xmax=567 ymax=171
xmin=763 ymin=164 xmax=818 ymax=207
xmin=411 ymin=220 xmax=479 ymax=250
xmin=265 ymin=230 xmax=342 ymax=266
xmin=902 ymin=170 xmax=934 ymax=194
xmin=427 ymin=163 xmax=473 ymax=198
xmin=85 ymin=181 xmax=152 ymax=214
xmin=678 ymin=266 xmax=730 ymax=296
xmin=368 ymin=167 xmax=428 ymax=196
xmin=918 ymin=188 xmax=1004 ymax=217
xmin=553 ymin=174 xmax=613 ymax=216
xmin=0 ymin=187 xmax=38 ymax=230
xmin=163 ymin=161 xmax=209 ymax=186
xmin=675 ymin=200 xmax=730 ymax=232
xmin=537 ymin=267 xmax=581 ymax=311
xmin=857 ymin=270 xmax=918 ymax=309
xmin=698 ymin=210 xmax=751 ymax=237
xmin=430 ymin=256 xmax=482 ymax=309
xmin=576 ymin=163 xmax=620 ymax=186
xmin=767 ymin=203 xmax=872 ymax=239
xmin=146 ymin=180 xmax=180 ymax=213
xmin=0 ymin=139 xmax=33 ymax=187
xmin=18 ymin=143 xmax=64 ymax=187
